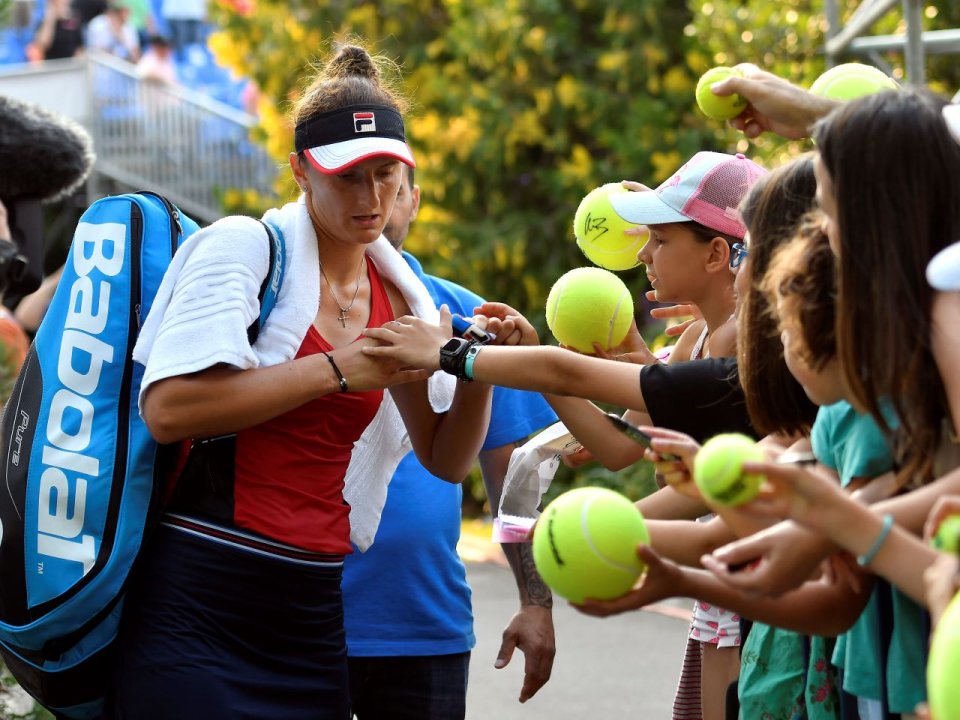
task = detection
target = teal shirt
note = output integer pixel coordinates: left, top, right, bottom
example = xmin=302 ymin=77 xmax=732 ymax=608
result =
xmin=811 ymin=401 xmax=926 ymax=713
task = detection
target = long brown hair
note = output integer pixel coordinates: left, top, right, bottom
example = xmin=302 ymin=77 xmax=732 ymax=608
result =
xmin=814 ymin=89 xmax=960 ymax=483
xmin=736 ymin=155 xmax=820 ymax=436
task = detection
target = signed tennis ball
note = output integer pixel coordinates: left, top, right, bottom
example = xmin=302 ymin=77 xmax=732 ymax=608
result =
xmin=545 ymin=267 xmax=634 ymax=353
xmin=927 ymin=592 xmax=960 ymax=720
xmin=931 ymin=515 xmax=960 ymax=554
xmin=693 ymin=433 xmax=765 ymax=506
xmin=532 ymin=487 xmax=649 ymax=604
xmin=695 ymin=66 xmax=748 ymax=120
xmin=809 ymin=63 xmax=898 ymax=101
xmin=573 ymin=183 xmax=646 ymax=272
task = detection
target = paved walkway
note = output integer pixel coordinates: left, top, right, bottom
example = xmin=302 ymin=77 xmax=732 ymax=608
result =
xmin=461 ymin=521 xmax=692 ymax=719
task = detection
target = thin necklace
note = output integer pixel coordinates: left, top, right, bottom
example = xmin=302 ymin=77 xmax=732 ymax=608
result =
xmin=319 ymin=256 xmax=365 ymax=328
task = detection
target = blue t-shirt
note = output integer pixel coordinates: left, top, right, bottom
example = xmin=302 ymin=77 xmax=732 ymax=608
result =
xmin=341 ymin=252 xmax=558 ymax=656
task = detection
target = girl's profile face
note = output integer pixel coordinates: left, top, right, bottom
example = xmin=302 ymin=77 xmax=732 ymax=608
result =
xmin=291 ymin=154 xmax=403 ymax=246
xmin=778 ymin=309 xmax=845 ymax=407
xmin=814 ymin=156 xmax=840 ymax=256
xmin=637 ymin=223 xmax=716 ymax=303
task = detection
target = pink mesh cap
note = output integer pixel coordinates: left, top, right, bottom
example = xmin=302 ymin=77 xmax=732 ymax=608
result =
xmin=609 ymin=152 xmax=768 ymax=239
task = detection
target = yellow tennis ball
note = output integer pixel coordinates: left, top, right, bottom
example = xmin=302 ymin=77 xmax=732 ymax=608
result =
xmin=532 ymin=487 xmax=650 ymax=604
xmin=693 ymin=433 xmax=765 ymax=506
xmin=545 ymin=267 xmax=634 ymax=353
xmin=931 ymin=515 xmax=960 ymax=554
xmin=695 ymin=66 xmax=748 ymax=121
xmin=927 ymin=592 xmax=960 ymax=720
xmin=809 ymin=63 xmax=899 ymax=101
xmin=573 ymin=183 xmax=646 ymax=272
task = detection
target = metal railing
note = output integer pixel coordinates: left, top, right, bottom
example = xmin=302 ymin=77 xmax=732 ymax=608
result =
xmin=85 ymin=50 xmax=278 ymax=223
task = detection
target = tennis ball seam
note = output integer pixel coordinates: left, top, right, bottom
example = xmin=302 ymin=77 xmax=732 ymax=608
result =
xmin=606 ymin=290 xmax=630 ymax=350
xmin=579 ymin=497 xmax=642 ymax=575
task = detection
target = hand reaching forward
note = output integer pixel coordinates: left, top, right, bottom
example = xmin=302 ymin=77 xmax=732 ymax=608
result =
xmin=574 ymin=545 xmax=683 ymax=617
xmin=362 ymin=304 xmax=454 ymax=371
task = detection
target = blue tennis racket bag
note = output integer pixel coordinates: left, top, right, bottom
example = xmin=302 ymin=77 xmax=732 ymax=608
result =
xmin=0 ymin=192 xmax=284 ymax=719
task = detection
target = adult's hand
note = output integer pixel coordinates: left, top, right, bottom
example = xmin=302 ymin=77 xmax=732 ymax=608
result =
xmin=362 ymin=305 xmax=454 ymax=371
xmin=711 ymin=63 xmax=839 ymax=140
xmin=495 ymin=605 xmax=555 ymax=703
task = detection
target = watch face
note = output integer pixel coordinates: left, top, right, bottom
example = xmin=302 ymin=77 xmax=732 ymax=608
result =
xmin=442 ymin=338 xmax=465 ymax=353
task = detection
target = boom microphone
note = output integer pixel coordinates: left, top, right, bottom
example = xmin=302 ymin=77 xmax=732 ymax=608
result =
xmin=0 ymin=94 xmax=95 ymax=202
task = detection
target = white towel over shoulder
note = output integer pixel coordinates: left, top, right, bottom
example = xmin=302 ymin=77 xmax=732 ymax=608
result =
xmin=133 ymin=198 xmax=455 ymax=551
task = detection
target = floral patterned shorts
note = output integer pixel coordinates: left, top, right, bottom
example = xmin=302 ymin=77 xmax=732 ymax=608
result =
xmin=689 ymin=601 xmax=741 ymax=648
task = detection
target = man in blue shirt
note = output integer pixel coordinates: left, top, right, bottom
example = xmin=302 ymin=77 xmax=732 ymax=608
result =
xmin=342 ymin=166 xmax=558 ymax=719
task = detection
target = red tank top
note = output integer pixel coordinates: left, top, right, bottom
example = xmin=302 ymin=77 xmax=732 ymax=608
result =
xmin=231 ymin=257 xmax=395 ymax=553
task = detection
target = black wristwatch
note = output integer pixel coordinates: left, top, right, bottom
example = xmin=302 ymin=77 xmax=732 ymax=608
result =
xmin=439 ymin=337 xmax=478 ymax=381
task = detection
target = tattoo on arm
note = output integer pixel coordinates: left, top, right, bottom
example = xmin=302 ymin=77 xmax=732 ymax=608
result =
xmin=502 ymin=541 xmax=553 ymax=609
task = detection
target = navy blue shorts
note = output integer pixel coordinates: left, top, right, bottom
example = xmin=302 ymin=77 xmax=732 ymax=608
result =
xmin=106 ymin=523 xmax=350 ymax=720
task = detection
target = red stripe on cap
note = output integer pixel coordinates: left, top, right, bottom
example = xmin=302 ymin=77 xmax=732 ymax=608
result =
xmin=353 ymin=112 xmax=374 ymax=119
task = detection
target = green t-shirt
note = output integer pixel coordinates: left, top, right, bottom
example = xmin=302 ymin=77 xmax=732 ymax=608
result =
xmin=739 ymin=626 xmax=840 ymax=719
xmin=811 ymin=400 xmax=926 ymax=712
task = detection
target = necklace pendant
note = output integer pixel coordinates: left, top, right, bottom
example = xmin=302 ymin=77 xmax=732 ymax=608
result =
xmin=337 ymin=309 xmax=349 ymax=328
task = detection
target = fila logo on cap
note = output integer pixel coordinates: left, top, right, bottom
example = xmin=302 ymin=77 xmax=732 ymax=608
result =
xmin=354 ymin=112 xmax=376 ymax=133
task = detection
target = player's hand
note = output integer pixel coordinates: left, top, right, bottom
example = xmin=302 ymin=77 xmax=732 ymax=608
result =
xmin=638 ymin=427 xmax=702 ymax=501
xmin=561 ymin=444 xmax=595 ymax=469
xmin=362 ymin=304 xmax=453 ymax=371
xmin=495 ymin=604 xmax=555 ymax=703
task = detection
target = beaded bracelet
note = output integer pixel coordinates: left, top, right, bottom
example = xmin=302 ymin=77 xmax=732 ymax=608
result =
xmin=857 ymin=513 xmax=894 ymax=567
xmin=323 ymin=352 xmax=349 ymax=393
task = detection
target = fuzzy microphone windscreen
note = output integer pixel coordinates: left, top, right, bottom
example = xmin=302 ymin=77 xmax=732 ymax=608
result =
xmin=0 ymin=95 xmax=95 ymax=202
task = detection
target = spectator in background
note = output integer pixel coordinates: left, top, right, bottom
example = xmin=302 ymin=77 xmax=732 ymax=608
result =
xmin=161 ymin=0 xmax=206 ymax=60
xmin=122 ymin=0 xmax=157 ymax=46
xmin=136 ymin=34 xmax=176 ymax=85
xmin=29 ymin=0 xmax=85 ymax=61
xmin=86 ymin=0 xmax=140 ymax=62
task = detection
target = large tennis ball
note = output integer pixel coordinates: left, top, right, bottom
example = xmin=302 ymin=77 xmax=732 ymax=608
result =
xmin=809 ymin=63 xmax=898 ymax=101
xmin=573 ymin=183 xmax=646 ymax=271
xmin=545 ymin=267 xmax=634 ymax=353
xmin=695 ymin=66 xmax=748 ymax=120
xmin=928 ymin=592 xmax=960 ymax=720
xmin=693 ymin=433 xmax=765 ymax=506
xmin=532 ymin=487 xmax=649 ymax=604
xmin=932 ymin=515 xmax=960 ymax=554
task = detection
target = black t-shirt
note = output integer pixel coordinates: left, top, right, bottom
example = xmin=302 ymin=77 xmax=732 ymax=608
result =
xmin=45 ymin=16 xmax=84 ymax=59
xmin=640 ymin=357 xmax=758 ymax=443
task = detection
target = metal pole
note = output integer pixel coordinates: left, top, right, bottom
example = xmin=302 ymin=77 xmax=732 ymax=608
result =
xmin=825 ymin=0 xmax=841 ymax=68
xmin=825 ymin=0 xmax=899 ymax=56
xmin=902 ymin=0 xmax=925 ymax=86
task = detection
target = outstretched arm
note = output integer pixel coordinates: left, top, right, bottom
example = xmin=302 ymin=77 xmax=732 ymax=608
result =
xmin=576 ymin=544 xmax=871 ymax=637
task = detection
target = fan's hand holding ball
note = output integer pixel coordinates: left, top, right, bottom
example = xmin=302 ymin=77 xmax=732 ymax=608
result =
xmin=931 ymin=515 xmax=960 ymax=554
xmin=545 ymin=267 xmax=634 ymax=353
xmin=574 ymin=183 xmax=646 ymax=271
xmin=696 ymin=66 xmax=748 ymax=120
xmin=532 ymin=487 xmax=649 ymax=604
xmin=693 ymin=433 xmax=765 ymax=506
